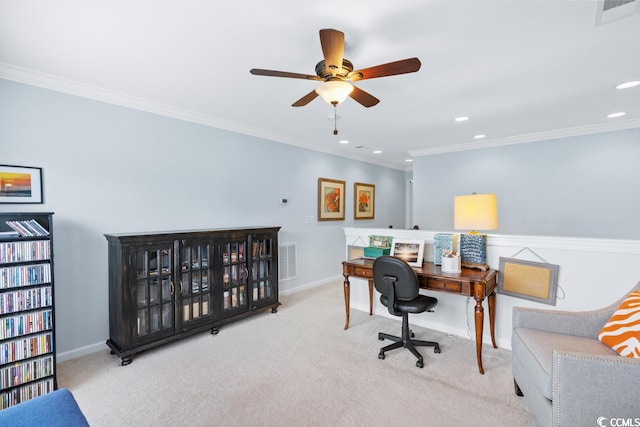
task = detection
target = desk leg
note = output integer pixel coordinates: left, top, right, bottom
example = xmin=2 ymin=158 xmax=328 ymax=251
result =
xmin=488 ymin=291 xmax=497 ymax=348
xmin=474 ymin=297 xmax=485 ymax=375
xmin=368 ymin=279 xmax=373 ymax=316
xmin=343 ymin=275 xmax=350 ymax=330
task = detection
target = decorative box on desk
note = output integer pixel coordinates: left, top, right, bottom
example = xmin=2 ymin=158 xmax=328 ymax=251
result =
xmin=363 ymin=246 xmax=391 ymax=258
xmin=433 ymin=233 xmax=460 ymax=265
xmin=364 ymin=235 xmax=392 ymax=258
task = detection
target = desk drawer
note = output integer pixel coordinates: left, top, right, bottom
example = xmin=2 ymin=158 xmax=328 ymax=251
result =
xmin=353 ymin=267 xmax=373 ymax=278
xmin=427 ymin=278 xmax=462 ymax=293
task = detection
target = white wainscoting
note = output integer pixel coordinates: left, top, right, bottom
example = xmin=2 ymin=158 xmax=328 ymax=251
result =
xmin=344 ymin=227 xmax=640 ymax=350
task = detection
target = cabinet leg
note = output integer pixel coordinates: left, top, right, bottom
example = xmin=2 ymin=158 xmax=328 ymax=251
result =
xmin=211 ymin=327 xmax=219 ymax=335
xmin=271 ymin=306 xmax=278 ymax=313
xmin=121 ymin=357 xmax=132 ymax=366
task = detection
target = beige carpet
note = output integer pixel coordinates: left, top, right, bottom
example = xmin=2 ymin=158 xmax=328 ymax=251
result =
xmin=57 ymin=280 xmax=537 ymax=426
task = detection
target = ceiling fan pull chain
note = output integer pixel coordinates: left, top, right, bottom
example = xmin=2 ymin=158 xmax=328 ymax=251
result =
xmin=333 ymin=103 xmax=339 ymax=135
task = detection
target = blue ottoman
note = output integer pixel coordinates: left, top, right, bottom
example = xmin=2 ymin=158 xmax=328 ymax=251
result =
xmin=0 ymin=388 xmax=89 ymax=426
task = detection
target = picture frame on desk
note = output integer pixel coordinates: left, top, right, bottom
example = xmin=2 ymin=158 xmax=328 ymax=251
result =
xmin=0 ymin=165 xmax=43 ymax=204
xmin=353 ymin=182 xmax=375 ymax=220
xmin=390 ymin=238 xmax=424 ymax=267
xmin=317 ymin=177 xmax=345 ymax=221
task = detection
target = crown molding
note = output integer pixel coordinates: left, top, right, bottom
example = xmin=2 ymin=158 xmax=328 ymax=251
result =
xmin=409 ymin=118 xmax=640 ymax=157
xmin=0 ymin=63 xmax=405 ymax=171
xmin=3 ymin=62 xmax=635 ymax=170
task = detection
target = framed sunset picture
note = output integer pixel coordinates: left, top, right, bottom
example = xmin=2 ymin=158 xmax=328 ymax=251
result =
xmin=0 ymin=165 xmax=43 ymax=204
xmin=354 ymin=182 xmax=375 ymax=220
xmin=318 ymin=177 xmax=345 ymax=221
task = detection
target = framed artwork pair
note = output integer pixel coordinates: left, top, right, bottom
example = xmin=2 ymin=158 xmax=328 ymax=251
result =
xmin=318 ymin=178 xmax=375 ymax=221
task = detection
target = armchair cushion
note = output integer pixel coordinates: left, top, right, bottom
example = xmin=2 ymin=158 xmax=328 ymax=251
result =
xmin=512 ymin=327 xmax=616 ymax=400
xmin=598 ymin=291 xmax=640 ymax=358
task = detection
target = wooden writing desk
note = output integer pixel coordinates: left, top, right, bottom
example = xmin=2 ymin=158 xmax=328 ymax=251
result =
xmin=342 ymin=258 xmax=498 ymax=374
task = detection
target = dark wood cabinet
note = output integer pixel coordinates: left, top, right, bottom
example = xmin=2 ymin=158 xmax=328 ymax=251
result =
xmin=105 ymin=227 xmax=280 ymax=365
xmin=0 ymin=212 xmax=57 ymax=409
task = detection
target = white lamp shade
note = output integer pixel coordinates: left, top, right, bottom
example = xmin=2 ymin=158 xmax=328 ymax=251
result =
xmin=454 ymin=193 xmax=498 ymax=231
xmin=315 ymin=81 xmax=354 ymax=105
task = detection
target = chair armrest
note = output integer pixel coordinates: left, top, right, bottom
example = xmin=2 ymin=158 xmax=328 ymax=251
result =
xmin=512 ymin=306 xmax=613 ymax=338
xmin=552 ymin=350 xmax=640 ymax=427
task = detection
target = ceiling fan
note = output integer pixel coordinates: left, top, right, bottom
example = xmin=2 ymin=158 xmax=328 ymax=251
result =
xmin=250 ymin=28 xmax=421 ymax=114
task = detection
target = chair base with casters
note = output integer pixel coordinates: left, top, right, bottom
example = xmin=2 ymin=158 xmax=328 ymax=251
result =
xmin=378 ymin=308 xmax=441 ymax=368
xmin=373 ymin=256 xmax=441 ymax=369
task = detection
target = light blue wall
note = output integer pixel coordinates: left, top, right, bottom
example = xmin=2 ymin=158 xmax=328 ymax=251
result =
xmin=412 ymin=129 xmax=640 ymax=239
xmin=3 ymin=76 xmax=637 ymax=356
xmin=0 ymin=79 xmax=406 ymax=354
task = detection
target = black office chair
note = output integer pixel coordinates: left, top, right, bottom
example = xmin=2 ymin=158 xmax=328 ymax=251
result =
xmin=373 ymin=256 xmax=441 ymax=368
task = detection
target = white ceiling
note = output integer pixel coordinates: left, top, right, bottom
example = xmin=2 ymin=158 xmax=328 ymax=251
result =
xmin=1 ymin=0 xmax=639 ymax=170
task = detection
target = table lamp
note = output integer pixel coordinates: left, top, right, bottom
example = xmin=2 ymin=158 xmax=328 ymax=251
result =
xmin=454 ymin=193 xmax=498 ymax=271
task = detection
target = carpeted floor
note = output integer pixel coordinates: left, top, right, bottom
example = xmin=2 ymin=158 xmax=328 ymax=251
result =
xmin=57 ymin=280 xmax=537 ymax=426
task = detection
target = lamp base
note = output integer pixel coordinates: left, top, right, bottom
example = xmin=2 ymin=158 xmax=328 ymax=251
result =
xmin=461 ymin=261 xmax=490 ymax=271
xmin=460 ymin=233 xmax=489 ymax=271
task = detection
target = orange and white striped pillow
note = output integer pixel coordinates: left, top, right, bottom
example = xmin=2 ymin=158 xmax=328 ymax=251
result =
xmin=598 ymin=291 xmax=640 ymax=358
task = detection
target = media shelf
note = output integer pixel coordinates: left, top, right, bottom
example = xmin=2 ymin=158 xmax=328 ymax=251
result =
xmin=0 ymin=212 xmax=56 ymax=410
xmin=105 ymin=226 xmax=280 ymax=365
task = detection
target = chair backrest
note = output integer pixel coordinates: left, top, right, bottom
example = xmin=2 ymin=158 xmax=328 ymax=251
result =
xmin=373 ymin=256 xmax=420 ymax=301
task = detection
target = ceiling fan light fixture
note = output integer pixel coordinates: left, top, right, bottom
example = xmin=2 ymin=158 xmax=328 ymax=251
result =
xmin=315 ymin=80 xmax=354 ymax=105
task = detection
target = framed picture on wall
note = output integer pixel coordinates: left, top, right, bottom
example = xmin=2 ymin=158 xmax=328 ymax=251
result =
xmin=318 ymin=177 xmax=345 ymax=221
xmin=498 ymin=257 xmax=559 ymax=305
xmin=390 ymin=239 xmax=424 ymax=267
xmin=0 ymin=165 xmax=43 ymax=204
xmin=354 ymin=182 xmax=375 ymax=220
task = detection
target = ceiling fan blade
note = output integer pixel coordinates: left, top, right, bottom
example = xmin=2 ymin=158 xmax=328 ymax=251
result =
xmin=319 ymin=29 xmax=345 ymax=76
xmin=250 ymin=68 xmax=322 ymax=81
xmin=292 ymin=90 xmax=319 ymax=107
xmin=348 ymin=58 xmax=421 ymax=81
xmin=349 ymin=86 xmax=380 ymax=108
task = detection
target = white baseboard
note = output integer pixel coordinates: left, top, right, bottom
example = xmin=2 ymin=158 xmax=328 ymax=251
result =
xmin=57 ymin=341 xmax=106 ymax=362
xmin=280 ymin=275 xmax=341 ymax=296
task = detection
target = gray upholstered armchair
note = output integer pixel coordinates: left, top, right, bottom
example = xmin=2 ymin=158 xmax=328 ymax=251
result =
xmin=511 ymin=281 xmax=640 ymax=427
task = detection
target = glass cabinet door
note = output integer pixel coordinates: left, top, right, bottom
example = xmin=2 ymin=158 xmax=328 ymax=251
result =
xmin=179 ymin=242 xmax=213 ymax=329
xmin=250 ymin=234 xmax=277 ymax=307
xmin=221 ymin=239 xmax=248 ymax=313
xmin=133 ymin=246 xmax=175 ymax=342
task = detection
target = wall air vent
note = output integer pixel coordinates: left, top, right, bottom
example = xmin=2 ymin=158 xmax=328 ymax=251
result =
xmin=278 ymin=243 xmax=297 ymax=281
xmin=603 ymin=0 xmax=635 ymax=11
xmin=595 ymin=0 xmax=639 ymax=25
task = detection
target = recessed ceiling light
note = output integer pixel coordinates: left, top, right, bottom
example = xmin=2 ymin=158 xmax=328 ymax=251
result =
xmin=454 ymin=116 xmax=469 ymax=122
xmin=373 ymin=150 xmax=382 ymax=154
xmin=405 ymin=159 xmax=413 ymax=162
xmin=616 ymin=81 xmax=640 ymax=89
xmin=607 ymin=112 xmax=626 ymax=118
xmin=473 ymin=134 xmax=486 ymax=139
xmin=339 ymin=140 xmax=349 ymax=144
